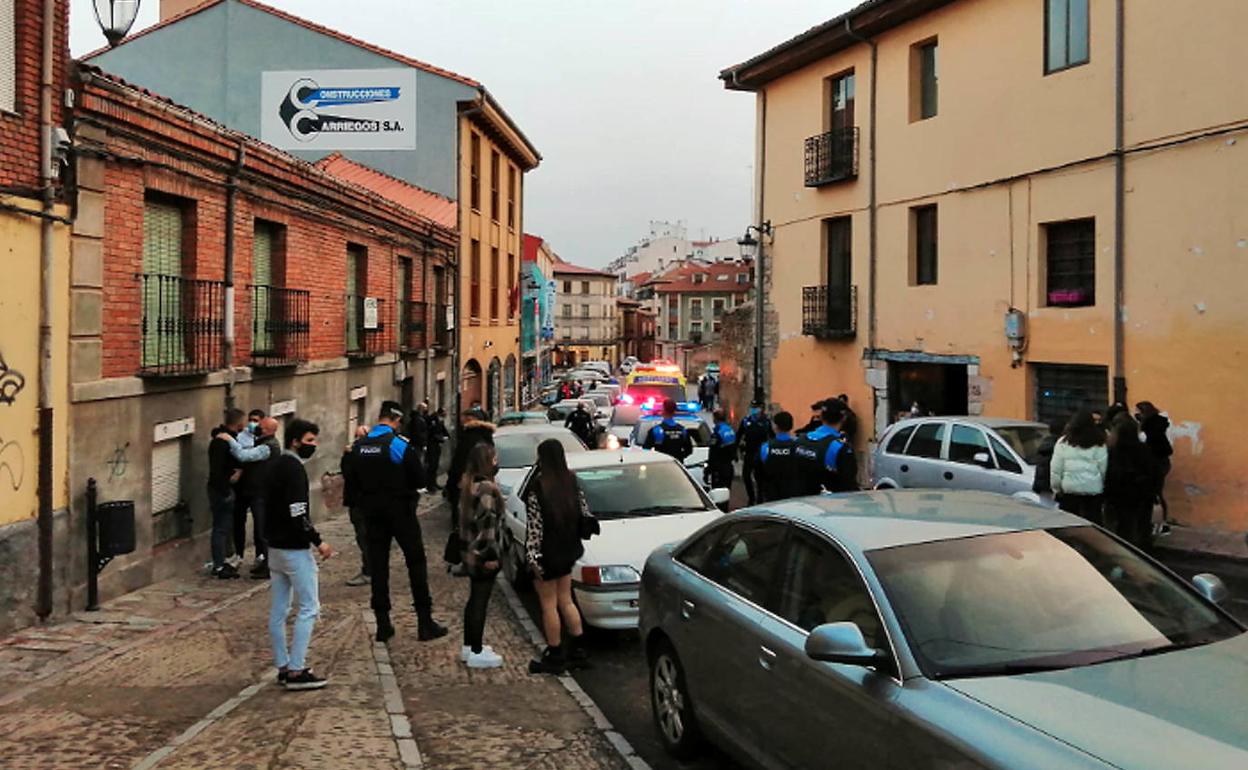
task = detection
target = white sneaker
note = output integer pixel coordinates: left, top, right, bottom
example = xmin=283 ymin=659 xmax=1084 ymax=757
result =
xmin=466 ymin=648 xmax=504 ymax=669
xmin=460 ymin=644 xmax=495 ymax=662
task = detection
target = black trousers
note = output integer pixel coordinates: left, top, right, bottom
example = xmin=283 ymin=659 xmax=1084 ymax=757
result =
xmin=425 ymin=443 xmax=443 ymax=489
xmin=1108 ymin=500 xmax=1153 ymax=550
xmin=365 ymin=500 xmax=433 ymax=616
xmin=348 ymin=506 xmax=369 ymax=576
xmin=708 ymin=461 xmax=735 ymax=492
xmin=232 ymin=494 xmax=268 ymax=560
xmin=232 ymin=493 xmax=250 ymax=558
xmin=742 ymin=454 xmax=763 ymax=505
xmin=1058 ymin=493 xmax=1105 ymax=527
xmin=463 ymin=575 xmax=496 ymax=653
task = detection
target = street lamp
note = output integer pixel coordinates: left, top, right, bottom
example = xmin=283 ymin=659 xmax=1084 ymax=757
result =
xmin=738 ymin=221 xmax=772 ymax=406
xmin=93 ymin=0 xmax=141 ymax=48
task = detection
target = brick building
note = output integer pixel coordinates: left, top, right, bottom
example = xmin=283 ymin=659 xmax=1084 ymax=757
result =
xmin=0 ymin=0 xmax=71 ymax=634
xmin=65 ymin=66 xmax=456 ymax=607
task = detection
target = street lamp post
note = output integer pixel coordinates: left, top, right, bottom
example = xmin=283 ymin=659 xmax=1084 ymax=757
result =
xmin=738 ymin=221 xmax=772 ymax=406
xmin=92 ymin=0 xmax=142 ymax=48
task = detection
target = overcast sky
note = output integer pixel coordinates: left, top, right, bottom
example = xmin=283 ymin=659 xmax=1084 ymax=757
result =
xmin=71 ymin=0 xmax=854 ymax=266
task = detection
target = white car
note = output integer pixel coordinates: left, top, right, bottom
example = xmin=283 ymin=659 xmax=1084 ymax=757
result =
xmin=499 ymin=450 xmax=729 ymax=629
xmin=492 ymin=425 xmax=588 ymax=512
xmin=629 ymin=414 xmax=713 ymax=483
xmin=582 ymin=360 xmax=613 ymax=377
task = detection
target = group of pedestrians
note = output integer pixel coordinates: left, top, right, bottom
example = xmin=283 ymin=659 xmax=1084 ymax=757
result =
xmin=1034 ymin=400 xmax=1173 ymax=549
xmin=697 ymin=374 xmax=719 ymax=412
xmin=207 ymin=408 xmax=280 ymax=580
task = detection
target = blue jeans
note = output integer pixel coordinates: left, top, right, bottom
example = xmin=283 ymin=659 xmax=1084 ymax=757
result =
xmin=208 ymin=488 xmax=235 ymax=569
xmin=268 ymin=547 xmax=320 ymax=671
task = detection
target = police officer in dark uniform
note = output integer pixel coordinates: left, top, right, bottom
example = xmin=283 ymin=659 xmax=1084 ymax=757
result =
xmin=759 ymin=411 xmax=804 ymax=501
xmin=737 ymin=401 xmax=773 ymax=505
xmin=794 ymin=399 xmax=859 ymax=494
xmin=642 ymin=399 xmax=693 ymax=461
xmin=706 ymin=409 xmax=737 ymax=493
xmin=564 ymin=401 xmax=597 ymax=447
xmin=351 ymin=401 xmax=448 ymax=643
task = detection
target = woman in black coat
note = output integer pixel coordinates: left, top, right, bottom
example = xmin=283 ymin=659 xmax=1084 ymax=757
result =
xmin=1105 ymin=414 xmax=1161 ymax=550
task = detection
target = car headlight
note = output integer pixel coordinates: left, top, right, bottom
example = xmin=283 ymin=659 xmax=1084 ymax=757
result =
xmin=604 ymin=433 xmax=621 ymax=450
xmin=580 ymin=565 xmax=641 ymax=586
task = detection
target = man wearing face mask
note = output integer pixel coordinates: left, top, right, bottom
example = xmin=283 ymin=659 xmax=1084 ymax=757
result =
xmin=351 ymin=401 xmax=448 ymax=643
xmin=264 ymin=418 xmax=333 ymax=690
xmin=232 ymin=417 xmax=282 ymax=578
xmin=231 ymin=408 xmax=269 ymax=566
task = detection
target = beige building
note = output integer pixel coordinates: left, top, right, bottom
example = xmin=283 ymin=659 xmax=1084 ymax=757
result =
xmin=553 ymin=262 xmax=619 ymax=367
xmin=721 ymin=0 xmax=1248 ymax=538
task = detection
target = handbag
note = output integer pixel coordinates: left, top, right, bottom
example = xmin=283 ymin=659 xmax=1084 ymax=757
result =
xmin=575 ymin=479 xmax=600 ymax=540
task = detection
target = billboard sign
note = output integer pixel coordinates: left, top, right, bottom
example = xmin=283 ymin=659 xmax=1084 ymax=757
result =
xmin=261 ymin=68 xmax=416 ymax=150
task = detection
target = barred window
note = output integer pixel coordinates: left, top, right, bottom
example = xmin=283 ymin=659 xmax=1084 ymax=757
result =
xmin=1045 ymin=218 xmax=1095 ymax=307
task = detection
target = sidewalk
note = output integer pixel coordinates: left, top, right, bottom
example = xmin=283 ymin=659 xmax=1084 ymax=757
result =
xmin=0 ymin=496 xmax=630 ymax=769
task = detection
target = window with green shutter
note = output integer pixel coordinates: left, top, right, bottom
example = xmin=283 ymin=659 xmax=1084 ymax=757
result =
xmin=345 ymin=245 xmax=364 ymax=351
xmin=142 ymin=200 xmax=186 ymax=367
xmin=252 ymin=223 xmax=274 ymax=353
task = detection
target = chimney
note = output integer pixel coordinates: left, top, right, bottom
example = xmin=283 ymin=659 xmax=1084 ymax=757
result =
xmin=162 ymin=0 xmax=209 ymax=22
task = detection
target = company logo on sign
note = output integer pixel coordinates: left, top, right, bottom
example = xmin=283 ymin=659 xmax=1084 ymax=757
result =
xmin=261 ymin=68 xmax=417 ymax=151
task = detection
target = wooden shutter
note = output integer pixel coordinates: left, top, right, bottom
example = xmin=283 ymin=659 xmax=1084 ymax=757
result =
xmin=150 ymin=440 xmax=182 ymax=514
xmin=142 ymin=201 xmax=185 ymax=367
xmin=253 ymin=224 xmax=274 ymax=353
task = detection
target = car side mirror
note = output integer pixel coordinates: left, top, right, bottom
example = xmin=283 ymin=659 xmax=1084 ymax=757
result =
xmin=708 ymin=487 xmax=730 ymax=506
xmin=972 ymin=451 xmax=994 ymax=468
xmin=1192 ymin=573 xmax=1229 ymax=605
xmin=805 ymin=622 xmax=885 ymax=666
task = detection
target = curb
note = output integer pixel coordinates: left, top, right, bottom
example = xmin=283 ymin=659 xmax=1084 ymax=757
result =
xmin=497 ymin=579 xmax=654 ymax=770
xmin=364 ymin=610 xmax=424 ymax=770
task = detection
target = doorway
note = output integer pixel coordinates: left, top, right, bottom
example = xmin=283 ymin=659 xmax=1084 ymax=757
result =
xmin=888 ymin=362 xmax=968 ymax=418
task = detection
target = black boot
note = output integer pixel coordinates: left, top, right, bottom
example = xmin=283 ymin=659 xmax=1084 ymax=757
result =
xmin=528 ymin=645 xmax=566 ymax=675
xmin=417 ymin=613 xmax=448 ymax=641
xmin=375 ymin=613 xmax=395 ymax=643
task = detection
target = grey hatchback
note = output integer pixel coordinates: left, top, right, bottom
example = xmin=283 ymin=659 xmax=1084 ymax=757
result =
xmin=639 ymin=491 xmax=1247 ymax=769
xmin=872 ymin=417 xmax=1051 ymax=500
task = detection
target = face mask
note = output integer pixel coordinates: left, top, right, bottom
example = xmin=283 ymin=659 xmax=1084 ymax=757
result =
xmin=248 ymin=422 xmax=261 ymax=435
xmin=296 ymin=444 xmax=317 ymax=460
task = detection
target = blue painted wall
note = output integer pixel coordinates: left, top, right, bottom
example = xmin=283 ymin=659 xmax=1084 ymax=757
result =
xmin=87 ymin=0 xmax=474 ymax=199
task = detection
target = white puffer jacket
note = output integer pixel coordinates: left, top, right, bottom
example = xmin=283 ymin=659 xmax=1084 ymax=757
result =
xmin=1050 ymin=438 xmax=1108 ymax=496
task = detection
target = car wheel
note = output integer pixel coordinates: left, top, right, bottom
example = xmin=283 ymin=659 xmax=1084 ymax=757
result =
xmin=650 ymin=641 xmax=702 ymax=759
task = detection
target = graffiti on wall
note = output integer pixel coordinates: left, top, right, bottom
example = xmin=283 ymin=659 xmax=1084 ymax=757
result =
xmin=0 ymin=436 xmax=25 ymax=492
xmin=0 ymin=353 xmax=27 ymax=406
xmin=107 ymin=442 xmax=130 ymax=480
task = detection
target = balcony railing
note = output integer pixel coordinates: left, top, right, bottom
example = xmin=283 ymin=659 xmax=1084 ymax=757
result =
xmin=433 ymin=304 xmax=451 ymax=350
xmin=689 ymin=331 xmax=703 ymax=345
xmin=139 ymin=274 xmax=225 ymax=377
xmin=250 ymin=285 xmax=310 ymax=367
xmin=345 ymin=295 xmax=389 ymax=358
xmin=804 ymin=127 xmax=859 ymax=187
xmin=802 ymin=284 xmax=857 ymax=339
xmin=400 ymin=300 xmax=428 ymax=352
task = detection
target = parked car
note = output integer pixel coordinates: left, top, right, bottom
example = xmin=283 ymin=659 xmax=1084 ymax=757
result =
xmin=491 ymin=425 xmax=588 ymax=517
xmin=630 ymin=414 xmax=712 ymax=482
xmin=500 ymin=450 xmax=728 ymax=628
xmin=497 ymin=411 xmax=550 ymax=427
xmin=872 ymin=417 xmax=1051 ymax=501
xmin=608 ymin=404 xmax=643 ymax=447
xmin=639 ymin=490 xmax=1246 ymax=768
xmin=547 ymin=399 xmax=607 ymax=424
xmin=582 ymin=360 xmax=613 ymax=377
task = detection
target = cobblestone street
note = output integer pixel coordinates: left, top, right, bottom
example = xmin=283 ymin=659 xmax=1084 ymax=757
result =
xmin=0 ymin=497 xmax=631 ymax=770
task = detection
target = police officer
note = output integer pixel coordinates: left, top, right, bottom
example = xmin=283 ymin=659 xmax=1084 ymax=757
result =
xmin=706 ymin=409 xmax=737 ymax=493
xmin=737 ymin=401 xmax=773 ymax=505
xmin=351 ymin=401 xmax=448 ymax=643
xmin=564 ymin=401 xmax=597 ymax=447
xmin=794 ymin=399 xmax=859 ymax=494
xmin=642 ymin=399 xmax=693 ymax=461
xmin=759 ymin=411 xmax=804 ymax=501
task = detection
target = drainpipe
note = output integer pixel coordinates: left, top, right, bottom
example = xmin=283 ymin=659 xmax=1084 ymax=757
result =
xmin=1112 ymin=0 xmax=1127 ymax=405
xmin=422 ymin=241 xmax=431 ymax=403
xmin=752 ymin=88 xmax=768 ymax=406
xmin=223 ymin=142 xmax=245 ymax=409
xmin=35 ymin=0 xmax=56 ymax=621
xmin=845 ymin=19 xmax=879 ymax=355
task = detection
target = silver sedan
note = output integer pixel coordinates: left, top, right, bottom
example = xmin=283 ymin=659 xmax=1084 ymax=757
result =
xmin=639 ymin=490 xmax=1247 ymax=769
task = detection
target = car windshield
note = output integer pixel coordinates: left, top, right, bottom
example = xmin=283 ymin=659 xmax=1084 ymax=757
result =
xmin=868 ymin=527 xmax=1242 ymax=680
xmin=573 ymin=462 xmax=710 ymax=519
xmin=494 ymin=431 xmax=585 ymax=468
xmin=611 ymin=405 xmax=642 ymax=426
xmin=992 ymin=424 xmax=1051 ymax=465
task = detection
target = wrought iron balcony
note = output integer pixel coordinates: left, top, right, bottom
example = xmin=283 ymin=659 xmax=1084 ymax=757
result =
xmin=400 ymin=300 xmax=428 ymax=352
xmin=250 ymin=285 xmax=310 ymax=367
xmin=138 ymin=274 xmax=225 ymax=377
xmin=802 ymin=284 xmax=857 ymax=339
xmin=345 ymin=295 xmax=389 ymax=358
xmin=804 ymin=127 xmax=859 ymax=187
